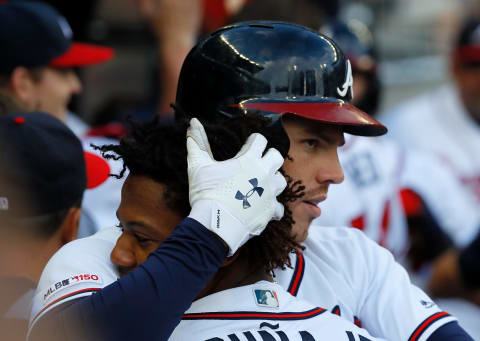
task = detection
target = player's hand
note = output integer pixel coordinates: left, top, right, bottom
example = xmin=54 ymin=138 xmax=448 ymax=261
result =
xmin=187 ymin=118 xmax=286 ymax=255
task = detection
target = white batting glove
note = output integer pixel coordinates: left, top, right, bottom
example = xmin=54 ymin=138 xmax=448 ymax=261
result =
xmin=187 ymin=118 xmax=287 ymax=255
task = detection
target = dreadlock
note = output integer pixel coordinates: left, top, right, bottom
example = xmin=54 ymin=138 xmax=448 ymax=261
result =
xmin=95 ymin=114 xmax=304 ymax=275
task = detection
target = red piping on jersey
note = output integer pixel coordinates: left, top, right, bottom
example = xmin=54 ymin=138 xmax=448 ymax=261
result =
xmin=287 ymin=250 xmax=305 ymax=296
xmin=182 ymin=307 xmax=325 ymax=321
xmin=354 ymin=316 xmax=362 ymax=328
xmin=31 ymin=287 xmax=101 ymax=326
xmin=408 ymin=312 xmax=450 ymax=341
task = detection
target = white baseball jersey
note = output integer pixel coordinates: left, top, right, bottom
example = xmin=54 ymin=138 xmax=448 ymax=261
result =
xmin=28 ymin=226 xmax=120 ymax=331
xmin=169 ymin=281 xmax=385 ymax=341
xmin=273 ymin=227 xmax=456 ymax=341
xmin=380 ymin=84 xmax=480 ymax=203
xmin=399 ymin=148 xmax=480 ymax=248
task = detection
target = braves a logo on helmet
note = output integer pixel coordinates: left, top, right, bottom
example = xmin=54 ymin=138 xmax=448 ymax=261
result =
xmin=235 ymin=178 xmax=264 ymax=209
xmin=337 ymin=60 xmax=354 ymax=99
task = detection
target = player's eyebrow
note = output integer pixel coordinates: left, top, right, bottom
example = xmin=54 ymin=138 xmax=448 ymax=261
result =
xmin=116 ymin=212 xmax=155 ymax=234
xmin=310 ymin=129 xmax=345 ymax=147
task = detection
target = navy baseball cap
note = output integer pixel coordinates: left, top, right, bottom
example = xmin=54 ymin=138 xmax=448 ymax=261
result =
xmin=454 ymin=17 xmax=480 ymax=65
xmin=0 ymin=1 xmax=114 ymax=74
xmin=0 ymin=112 xmax=110 ymax=218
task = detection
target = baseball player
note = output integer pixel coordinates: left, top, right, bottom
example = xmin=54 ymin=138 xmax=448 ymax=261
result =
xmin=28 ymin=116 xmax=287 ymax=340
xmin=0 ymin=1 xmax=124 ymax=236
xmin=314 ymin=21 xmax=480 ymax=316
xmin=380 ymin=16 xmax=480 ymax=203
xmin=29 ymin=21 xmax=473 ymax=341
xmin=35 ymin=113 xmax=384 ymax=341
xmin=173 ymin=21 xmax=472 ymax=340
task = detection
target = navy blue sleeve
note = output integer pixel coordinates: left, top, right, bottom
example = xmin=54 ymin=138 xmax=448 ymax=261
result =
xmin=459 ymin=230 xmax=480 ymax=288
xmin=426 ymin=321 xmax=474 ymax=341
xmin=29 ymin=218 xmax=227 ymax=341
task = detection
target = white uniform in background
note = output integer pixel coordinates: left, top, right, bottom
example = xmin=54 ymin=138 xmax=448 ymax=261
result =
xmin=314 ymin=135 xmax=408 ymax=258
xmin=314 ymin=134 xmax=480 ymax=258
xmin=381 ymin=84 xmax=480 ymax=203
xmin=66 ymin=113 xmax=125 ymax=237
xmin=79 ymin=137 xmax=125 ymax=237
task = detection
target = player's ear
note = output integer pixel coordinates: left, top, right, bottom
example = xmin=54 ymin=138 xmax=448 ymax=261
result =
xmin=221 ymin=251 xmax=240 ymax=267
xmin=59 ymin=207 xmax=81 ymax=245
xmin=9 ymin=66 xmax=38 ymax=104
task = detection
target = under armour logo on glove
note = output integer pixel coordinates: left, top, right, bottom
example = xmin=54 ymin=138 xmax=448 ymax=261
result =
xmin=186 ymin=118 xmax=286 ymax=255
xmin=235 ymin=178 xmax=264 ymax=208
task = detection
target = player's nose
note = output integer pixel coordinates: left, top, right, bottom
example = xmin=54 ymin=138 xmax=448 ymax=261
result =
xmin=314 ymin=150 xmax=344 ymax=185
xmin=110 ymin=234 xmax=137 ymax=269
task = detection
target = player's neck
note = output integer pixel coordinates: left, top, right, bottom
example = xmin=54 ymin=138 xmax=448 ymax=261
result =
xmin=195 ymin=252 xmax=272 ymax=300
xmin=0 ymin=232 xmax=57 ymax=283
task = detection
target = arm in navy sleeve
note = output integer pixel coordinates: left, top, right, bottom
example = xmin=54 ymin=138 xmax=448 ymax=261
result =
xmin=459 ymin=230 xmax=480 ymax=288
xmin=426 ymin=322 xmax=474 ymax=341
xmin=29 ymin=218 xmax=227 ymax=341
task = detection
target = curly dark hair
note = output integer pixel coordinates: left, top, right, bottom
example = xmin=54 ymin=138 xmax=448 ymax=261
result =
xmin=95 ymin=114 xmax=304 ymax=274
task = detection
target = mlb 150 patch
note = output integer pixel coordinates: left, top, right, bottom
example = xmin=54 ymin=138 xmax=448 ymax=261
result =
xmin=43 ymin=273 xmax=103 ymax=302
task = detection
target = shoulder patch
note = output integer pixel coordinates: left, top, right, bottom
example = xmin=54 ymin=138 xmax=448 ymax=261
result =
xmin=253 ymin=289 xmax=279 ymax=308
xmin=43 ymin=273 xmax=103 ymax=302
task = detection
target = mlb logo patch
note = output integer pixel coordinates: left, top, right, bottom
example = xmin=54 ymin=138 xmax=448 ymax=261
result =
xmin=253 ymin=289 xmax=279 ymax=308
xmin=0 ymin=197 xmax=8 ymax=210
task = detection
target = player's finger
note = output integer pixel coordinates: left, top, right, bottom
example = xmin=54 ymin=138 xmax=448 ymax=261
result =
xmin=272 ymin=202 xmax=285 ymax=221
xmin=236 ymin=133 xmax=268 ymax=159
xmin=186 ymin=136 xmax=212 ymax=166
xmin=262 ymin=148 xmax=284 ymax=173
xmin=186 ymin=118 xmax=214 ymax=158
xmin=272 ymin=171 xmax=287 ymax=196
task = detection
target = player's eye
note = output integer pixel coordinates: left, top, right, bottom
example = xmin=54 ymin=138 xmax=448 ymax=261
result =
xmin=302 ymin=138 xmax=320 ymax=149
xmin=133 ymin=233 xmax=154 ymax=246
xmin=116 ymin=223 xmax=124 ymax=232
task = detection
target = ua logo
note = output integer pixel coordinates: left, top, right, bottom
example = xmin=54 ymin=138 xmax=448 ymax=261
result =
xmin=235 ymin=178 xmax=264 ymax=209
xmin=336 ymin=60 xmax=354 ymax=98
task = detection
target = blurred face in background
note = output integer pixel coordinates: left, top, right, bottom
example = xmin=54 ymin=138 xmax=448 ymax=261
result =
xmin=453 ymin=62 xmax=480 ymax=122
xmin=26 ymin=67 xmax=82 ymax=122
xmin=4 ymin=66 xmax=82 ymax=122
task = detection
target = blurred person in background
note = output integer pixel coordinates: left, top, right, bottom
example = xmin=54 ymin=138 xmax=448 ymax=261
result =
xmin=314 ymin=21 xmax=480 ymax=337
xmin=0 ymin=1 xmax=125 ymax=236
xmin=380 ymin=13 xmax=480 ymax=301
xmin=382 ymin=15 xmax=480 ymax=204
xmin=0 ymin=112 xmax=106 ymax=341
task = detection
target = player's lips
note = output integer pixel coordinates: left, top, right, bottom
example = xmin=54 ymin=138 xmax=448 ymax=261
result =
xmin=301 ymin=196 xmax=326 ymax=218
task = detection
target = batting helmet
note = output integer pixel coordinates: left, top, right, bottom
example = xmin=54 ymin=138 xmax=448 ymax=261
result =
xmin=320 ymin=19 xmax=381 ymax=115
xmin=175 ymin=21 xmax=386 ymax=155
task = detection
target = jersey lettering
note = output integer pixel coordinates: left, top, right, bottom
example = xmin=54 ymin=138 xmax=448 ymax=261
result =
xmin=43 ymin=273 xmax=102 ymax=301
xmin=205 ymin=328 xmax=320 ymax=341
xmin=346 ymin=331 xmax=372 ymax=341
xmin=344 ymin=152 xmax=379 ymax=187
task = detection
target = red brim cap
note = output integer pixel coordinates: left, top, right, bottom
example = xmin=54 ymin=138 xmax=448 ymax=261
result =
xmin=84 ymin=151 xmax=110 ymax=189
xmin=453 ymin=46 xmax=480 ymax=64
xmin=234 ymin=100 xmax=387 ymax=136
xmin=50 ymin=42 xmax=114 ymax=68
